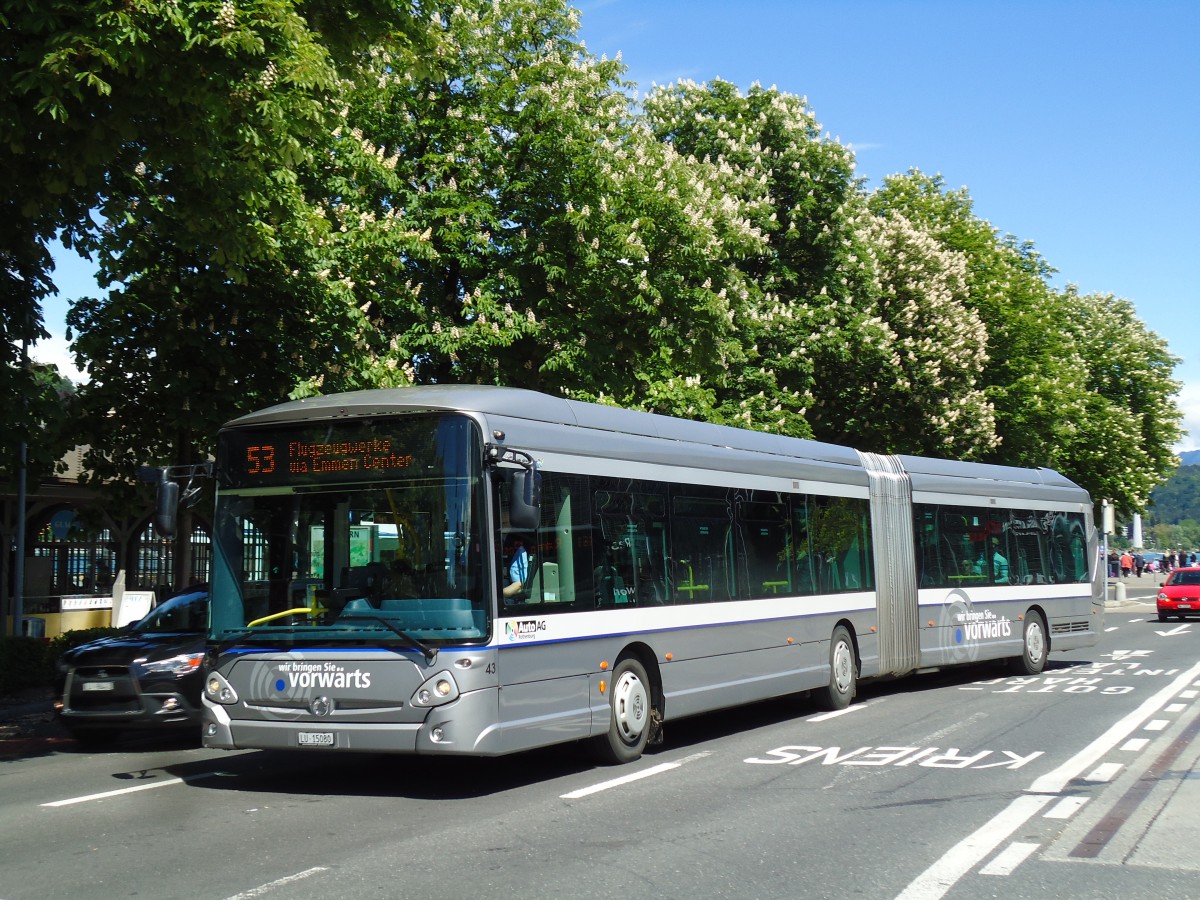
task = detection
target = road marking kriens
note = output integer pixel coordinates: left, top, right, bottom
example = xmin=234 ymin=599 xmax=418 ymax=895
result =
xmin=744 ymin=746 xmax=1043 ymax=769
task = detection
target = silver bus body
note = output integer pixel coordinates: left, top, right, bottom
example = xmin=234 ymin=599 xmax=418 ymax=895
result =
xmin=200 ymin=386 xmax=1102 ymax=759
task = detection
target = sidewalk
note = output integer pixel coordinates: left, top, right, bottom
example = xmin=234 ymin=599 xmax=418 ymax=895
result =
xmin=1104 ymin=570 xmax=1163 ymax=609
xmin=0 ymin=686 xmax=67 ymax=759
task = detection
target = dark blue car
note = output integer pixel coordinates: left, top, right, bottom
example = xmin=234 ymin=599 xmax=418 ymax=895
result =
xmin=55 ymin=585 xmax=208 ymax=745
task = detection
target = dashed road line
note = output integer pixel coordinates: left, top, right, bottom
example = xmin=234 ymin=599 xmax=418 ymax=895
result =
xmin=894 ymin=659 xmax=1200 ymax=899
xmin=1044 ymin=796 xmax=1089 ymax=819
xmin=894 ymin=795 xmax=1054 ymax=900
xmin=224 ymin=867 xmax=330 ymax=899
xmin=979 ymin=841 xmax=1038 ymax=876
xmin=560 ymin=751 xmax=711 ymax=799
xmin=42 ymin=771 xmax=218 ymax=807
xmin=1029 ymin=661 xmax=1200 ymax=795
xmin=1068 ymin=709 xmax=1200 ymax=859
xmin=1083 ymin=762 xmax=1122 ymax=782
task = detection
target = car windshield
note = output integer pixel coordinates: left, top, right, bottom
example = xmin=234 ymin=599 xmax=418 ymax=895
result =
xmin=134 ymin=590 xmax=209 ymax=634
xmin=1167 ymin=570 xmax=1200 ymax=586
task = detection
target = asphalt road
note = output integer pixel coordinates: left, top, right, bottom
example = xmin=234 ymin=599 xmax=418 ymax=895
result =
xmin=3 ymin=599 xmax=1199 ymax=900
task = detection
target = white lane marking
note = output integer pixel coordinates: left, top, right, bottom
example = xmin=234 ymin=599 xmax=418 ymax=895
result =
xmin=1165 ymin=703 xmax=1186 ymax=713
xmin=560 ymin=752 xmax=710 ymax=799
xmin=808 ymin=703 xmax=870 ymax=723
xmin=1029 ymin=660 xmax=1200 ymax=794
xmin=979 ymin=841 xmax=1039 ymax=876
xmin=224 ymin=867 xmax=330 ymax=900
xmin=42 ymin=772 xmax=217 ymax=807
xmin=900 ymin=660 xmax=1200 ymax=900
xmin=1083 ymin=762 xmax=1122 ymax=782
xmin=1044 ymin=796 xmax=1089 ymax=819
xmin=1105 ymin=627 xmax=1119 ymax=632
xmin=1180 ymin=690 xmax=1198 ymax=699
xmin=1155 ymin=624 xmax=1190 ymax=636
xmin=1121 ymin=738 xmax=1149 ymax=751
xmin=894 ymin=795 xmax=1053 ymax=900
xmin=1145 ymin=719 xmax=1169 ymax=731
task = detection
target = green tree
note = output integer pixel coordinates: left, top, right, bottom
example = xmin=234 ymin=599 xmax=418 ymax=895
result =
xmin=295 ymin=0 xmax=750 ymax=417
xmin=867 ymin=172 xmax=1182 ymax=513
xmin=868 ymin=171 xmax=1073 ymax=463
xmin=643 ymin=82 xmax=996 ymax=453
xmin=2 ymin=0 xmax=426 ymax=495
xmin=0 ymin=362 xmax=75 ymax=485
xmin=1054 ymin=287 xmax=1182 ymax=516
xmin=857 ymin=212 xmax=997 ymax=456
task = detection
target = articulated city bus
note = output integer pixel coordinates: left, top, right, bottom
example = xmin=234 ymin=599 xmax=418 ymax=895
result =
xmin=190 ymin=385 xmax=1102 ymax=763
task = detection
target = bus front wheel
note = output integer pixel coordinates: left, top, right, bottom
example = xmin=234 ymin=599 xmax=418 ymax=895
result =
xmin=592 ymin=657 xmax=652 ymax=764
xmin=814 ymin=626 xmax=856 ymax=711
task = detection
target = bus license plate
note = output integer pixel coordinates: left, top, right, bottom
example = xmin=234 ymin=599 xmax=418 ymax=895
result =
xmin=81 ymin=681 xmax=114 ymax=692
xmin=298 ymin=731 xmax=335 ymax=747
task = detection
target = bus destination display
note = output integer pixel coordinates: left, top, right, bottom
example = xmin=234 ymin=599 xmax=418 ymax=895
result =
xmin=220 ymin=429 xmax=417 ymax=488
xmin=246 ymin=439 xmax=413 ymax=478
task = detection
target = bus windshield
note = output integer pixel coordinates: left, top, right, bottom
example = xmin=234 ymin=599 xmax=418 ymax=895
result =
xmin=209 ymin=413 xmax=488 ymax=645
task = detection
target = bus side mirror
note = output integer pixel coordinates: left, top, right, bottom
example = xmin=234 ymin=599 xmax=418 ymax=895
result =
xmin=509 ymin=469 xmax=541 ymax=531
xmin=155 ymin=479 xmax=180 ymax=539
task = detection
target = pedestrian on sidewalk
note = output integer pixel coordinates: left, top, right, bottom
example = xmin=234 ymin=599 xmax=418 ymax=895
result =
xmin=1120 ymin=551 xmax=1133 ymax=578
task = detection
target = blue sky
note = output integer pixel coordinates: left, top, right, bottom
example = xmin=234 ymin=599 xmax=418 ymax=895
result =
xmin=39 ymin=0 xmax=1200 ymax=450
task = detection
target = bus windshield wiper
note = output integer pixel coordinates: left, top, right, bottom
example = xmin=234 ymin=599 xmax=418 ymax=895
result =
xmin=336 ymin=614 xmax=438 ymax=665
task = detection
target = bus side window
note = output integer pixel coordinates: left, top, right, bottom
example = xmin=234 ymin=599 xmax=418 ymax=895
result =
xmin=514 ymin=472 xmax=591 ymax=611
xmin=592 ymin=481 xmax=669 ymax=608
xmin=671 ymin=491 xmax=734 ymax=603
xmin=735 ymin=495 xmax=792 ymax=599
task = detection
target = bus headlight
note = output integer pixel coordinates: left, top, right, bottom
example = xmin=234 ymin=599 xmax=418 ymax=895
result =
xmin=205 ymin=671 xmax=239 ymax=705
xmin=410 ymin=671 xmax=459 ymax=707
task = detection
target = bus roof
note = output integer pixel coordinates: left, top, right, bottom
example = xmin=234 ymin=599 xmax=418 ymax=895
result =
xmin=224 ymin=385 xmax=1089 ymax=503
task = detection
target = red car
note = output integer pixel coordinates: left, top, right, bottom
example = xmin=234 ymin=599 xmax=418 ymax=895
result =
xmin=1156 ymin=567 xmax=1200 ymax=622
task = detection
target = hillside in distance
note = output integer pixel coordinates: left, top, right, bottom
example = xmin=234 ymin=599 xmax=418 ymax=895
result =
xmin=1149 ymin=461 xmax=1200 ymax=524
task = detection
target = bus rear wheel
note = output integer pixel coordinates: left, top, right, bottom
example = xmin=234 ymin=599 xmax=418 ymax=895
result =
xmin=592 ymin=657 xmax=651 ymax=764
xmin=1009 ymin=611 xmax=1048 ymax=675
xmin=813 ymin=626 xmax=856 ymax=711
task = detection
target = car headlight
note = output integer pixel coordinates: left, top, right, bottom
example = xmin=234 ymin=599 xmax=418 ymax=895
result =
xmin=135 ymin=652 xmax=205 ymax=676
xmin=1157 ymin=592 xmax=1169 ymax=601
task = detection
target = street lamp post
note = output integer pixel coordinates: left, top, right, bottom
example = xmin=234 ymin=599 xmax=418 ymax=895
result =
xmin=12 ymin=337 xmax=28 ymax=637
